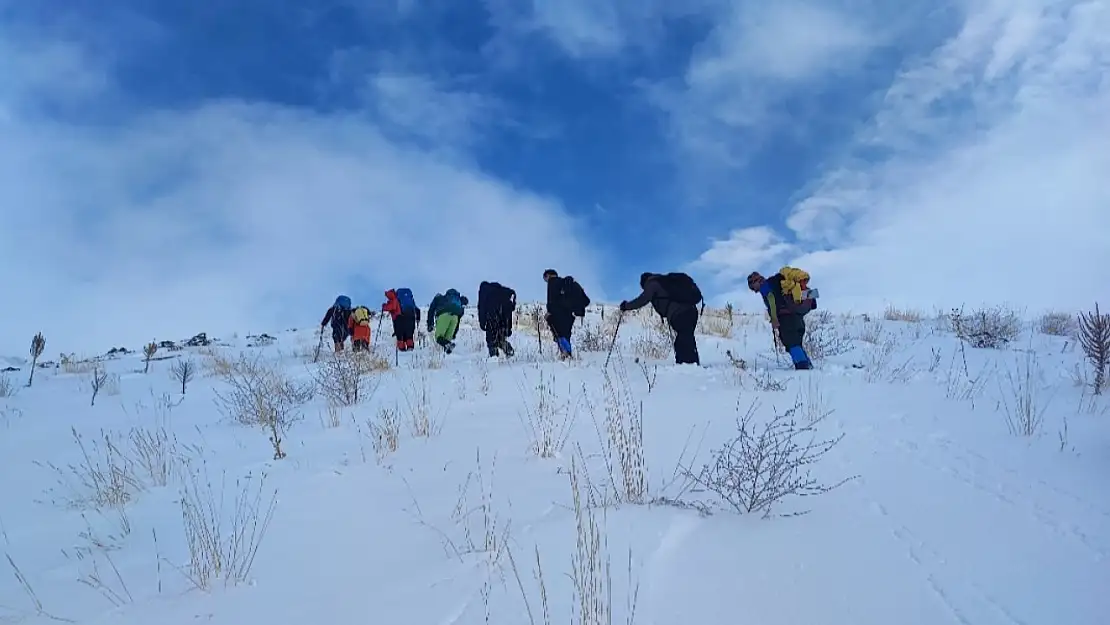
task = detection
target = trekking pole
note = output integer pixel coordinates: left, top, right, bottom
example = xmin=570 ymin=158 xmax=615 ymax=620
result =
xmin=604 ymin=311 xmax=625 ymax=368
xmin=372 ymin=314 xmax=384 ymax=351
xmin=313 ymin=326 xmax=324 ymax=363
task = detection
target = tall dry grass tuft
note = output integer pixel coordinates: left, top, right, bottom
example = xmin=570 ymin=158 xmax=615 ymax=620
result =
xmin=517 ymin=370 xmax=579 ymax=458
xmin=999 ymin=351 xmax=1053 ymax=437
xmin=589 ymin=366 xmax=647 ymax=505
xmin=39 ymin=428 xmax=145 ymax=509
xmin=883 ymin=305 xmax=924 ymax=323
xmin=367 ymin=407 xmax=402 ymax=463
xmin=402 ymin=371 xmax=448 ymax=438
xmin=178 ymin=463 xmax=277 ymax=591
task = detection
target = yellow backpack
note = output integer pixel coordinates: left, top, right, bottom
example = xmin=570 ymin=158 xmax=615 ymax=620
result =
xmin=778 ymin=266 xmax=811 ymax=304
xmin=351 ymin=306 xmax=371 ymax=326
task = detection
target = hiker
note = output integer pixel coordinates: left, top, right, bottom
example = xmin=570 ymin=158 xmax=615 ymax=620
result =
xmin=748 ymin=269 xmax=816 ymax=370
xmin=320 ymin=295 xmax=353 ymax=352
xmin=619 ymin=272 xmax=702 ymax=365
xmin=543 ymin=269 xmax=590 ymax=359
xmin=427 ymin=289 xmax=469 ymax=354
xmin=348 ymin=304 xmax=373 ymax=352
xmin=382 ymin=288 xmax=421 ymax=352
xmin=478 ymin=281 xmax=517 ymax=357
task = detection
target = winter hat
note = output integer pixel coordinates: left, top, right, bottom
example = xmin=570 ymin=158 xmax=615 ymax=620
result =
xmin=543 ymin=269 xmax=558 ymax=280
xmin=639 ymin=272 xmax=653 ymax=288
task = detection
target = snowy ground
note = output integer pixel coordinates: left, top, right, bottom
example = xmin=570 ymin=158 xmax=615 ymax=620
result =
xmin=1 ymin=303 xmax=1107 ymax=625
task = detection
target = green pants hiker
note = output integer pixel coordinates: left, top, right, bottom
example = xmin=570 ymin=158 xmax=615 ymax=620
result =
xmin=434 ymin=313 xmax=459 ymax=344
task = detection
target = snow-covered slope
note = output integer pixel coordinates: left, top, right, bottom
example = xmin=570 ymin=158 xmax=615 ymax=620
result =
xmin=0 ymin=304 xmax=1107 ymax=625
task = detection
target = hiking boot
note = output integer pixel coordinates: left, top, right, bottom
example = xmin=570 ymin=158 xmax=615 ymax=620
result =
xmin=501 ymin=340 xmax=514 ymax=357
xmin=488 ymin=346 xmax=499 ymax=358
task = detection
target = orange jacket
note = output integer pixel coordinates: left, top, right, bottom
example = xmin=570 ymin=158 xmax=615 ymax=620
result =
xmin=382 ymin=290 xmax=402 ymax=320
xmin=348 ymin=315 xmax=371 ymax=342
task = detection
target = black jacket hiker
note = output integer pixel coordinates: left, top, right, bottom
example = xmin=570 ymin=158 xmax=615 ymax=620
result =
xmin=478 ymin=281 xmax=517 ymax=357
xmin=321 ymin=299 xmax=353 ymax=351
xmin=543 ymin=269 xmax=590 ymax=357
xmin=620 ymin=272 xmax=702 ymax=365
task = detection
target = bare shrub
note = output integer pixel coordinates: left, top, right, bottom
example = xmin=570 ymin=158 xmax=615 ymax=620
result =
xmin=1038 ymin=311 xmax=1078 ymax=337
xmin=589 ymin=366 xmax=647 ymax=504
xmin=178 ymin=464 xmax=276 ymax=590
xmin=212 ymin=353 xmax=314 ymax=460
xmin=949 ymin=305 xmax=1023 ymax=349
xmin=747 ymin=369 xmax=788 ymax=392
xmin=1078 ymin=303 xmax=1110 ymax=395
xmin=574 ymin=321 xmax=609 ymax=352
xmin=517 ymin=370 xmax=578 ymax=458
xmin=883 ymin=305 xmax=924 ymax=322
xmin=170 ymin=359 xmax=196 ymax=394
xmin=685 ymin=400 xmax=852 ymax=518
xmin=0 ymin=374 xmax=16 ymax=398
xmin=999 ymin=351 xmax=1053 ymax=437
xmin=802 ymin=311 xmax=853 ymax=361
xmin=27 ymin=332 xmax=45 ymax=387
xmin=402 ymin=371 xmax=448 ymax=438
xmin=312 ymin=352 xmax=382 ymax=407
xmin=87 ymin=366 xmax=110 ymax=406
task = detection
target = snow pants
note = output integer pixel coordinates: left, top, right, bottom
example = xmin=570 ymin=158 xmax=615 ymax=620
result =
xmin=668 ymin=306 xmax=700 ymax=365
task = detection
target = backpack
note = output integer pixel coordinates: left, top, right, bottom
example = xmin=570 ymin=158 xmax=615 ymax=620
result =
xmin=777 ymin=266 xmax=811 ymax=304
xmin=395 ymin=288 xmax=416 ymax=312
xmin=563 ymin=278 xmax=590 ymax=315
xmin=656 ymin=273 xmax=703 ymax=306
xmin=351 ymin=306 xmax=371 ymax=326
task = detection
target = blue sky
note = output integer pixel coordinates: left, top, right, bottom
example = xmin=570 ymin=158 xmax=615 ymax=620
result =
xmin=2 ymin=0 xmax=1108 ymax=354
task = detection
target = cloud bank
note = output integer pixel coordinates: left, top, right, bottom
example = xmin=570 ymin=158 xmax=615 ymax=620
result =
xmin=687 ymin=0 xmax=1110 ymax=313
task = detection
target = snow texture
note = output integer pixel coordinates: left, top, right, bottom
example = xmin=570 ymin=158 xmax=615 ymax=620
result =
xmin=0 ymin=303 xmax=1107 ymax=625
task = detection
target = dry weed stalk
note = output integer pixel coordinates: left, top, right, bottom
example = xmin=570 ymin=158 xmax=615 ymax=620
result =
xmin=0 ymin=374 xmax=15 ymax=398
xmin=4 ymin=553 xmax=74 ymax=622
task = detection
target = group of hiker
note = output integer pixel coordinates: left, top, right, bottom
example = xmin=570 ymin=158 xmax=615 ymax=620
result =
xmin=319 ymin=265 xmax=819 ymax=370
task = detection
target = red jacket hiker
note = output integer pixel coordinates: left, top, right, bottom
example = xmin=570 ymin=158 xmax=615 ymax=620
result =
xmin=382 ymin=289 xmax=418 ymax=352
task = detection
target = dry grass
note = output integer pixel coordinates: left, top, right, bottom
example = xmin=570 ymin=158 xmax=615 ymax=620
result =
xmin=199 ymin=347 xmax=235 ymax=378
xmin=0 ymin=374 xmax=15 ymax=398
xmin=60 ymin=353 xmax=99 ymax=375
xmin=178 ymin=463 xmax=277 ymax=590
xmin=517 ymin=370 xmax=579 ymax=458
xmin=697 ymin=304 xmax=735 ymax=338
xmin=999 ymin=351 xmax=1053 ymax=437
xmin=38 ymin=428 xmax=145 ymax=509
xmin=883 ymin=305 xmax=925 ymax=322
xmin=589 ymin=366 xmax=647 ymax=505
xmin=629 ymin=318 xmax=672 ymax=362
xmin=402 ymin=371 xmax=448 ymax=438
xmin=801 ymin=310 xmax=854 ymax=362
xmin=368 ymin=407 xmax=402 ymax=463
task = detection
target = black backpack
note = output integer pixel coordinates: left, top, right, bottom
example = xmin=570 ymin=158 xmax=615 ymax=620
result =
xmin=562 ymin=277 xmax=590 ymax=315
xmin=656 ymin=272 xmax=703 ymax=306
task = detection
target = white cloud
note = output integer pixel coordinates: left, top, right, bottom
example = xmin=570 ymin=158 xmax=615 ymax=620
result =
xmin=366 ymin=72 xmax=498 ymax=147
xmin=0 ymin=35 xmax=601 ymax=356
xmin=651 ymin=0 xmax=888 ymax=170
xmin=695 ymin=0 xmax=1110 ymax=313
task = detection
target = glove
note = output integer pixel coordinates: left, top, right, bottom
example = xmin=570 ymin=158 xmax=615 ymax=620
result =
xmin=619 ymin=301 xmax=630 ymax=312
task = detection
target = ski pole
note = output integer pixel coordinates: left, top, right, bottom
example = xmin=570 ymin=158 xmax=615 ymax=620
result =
xmin=313 ymin=326 xmax=324 ymax=363
xmin=604 ymin=311 xmax=625 ymax=368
